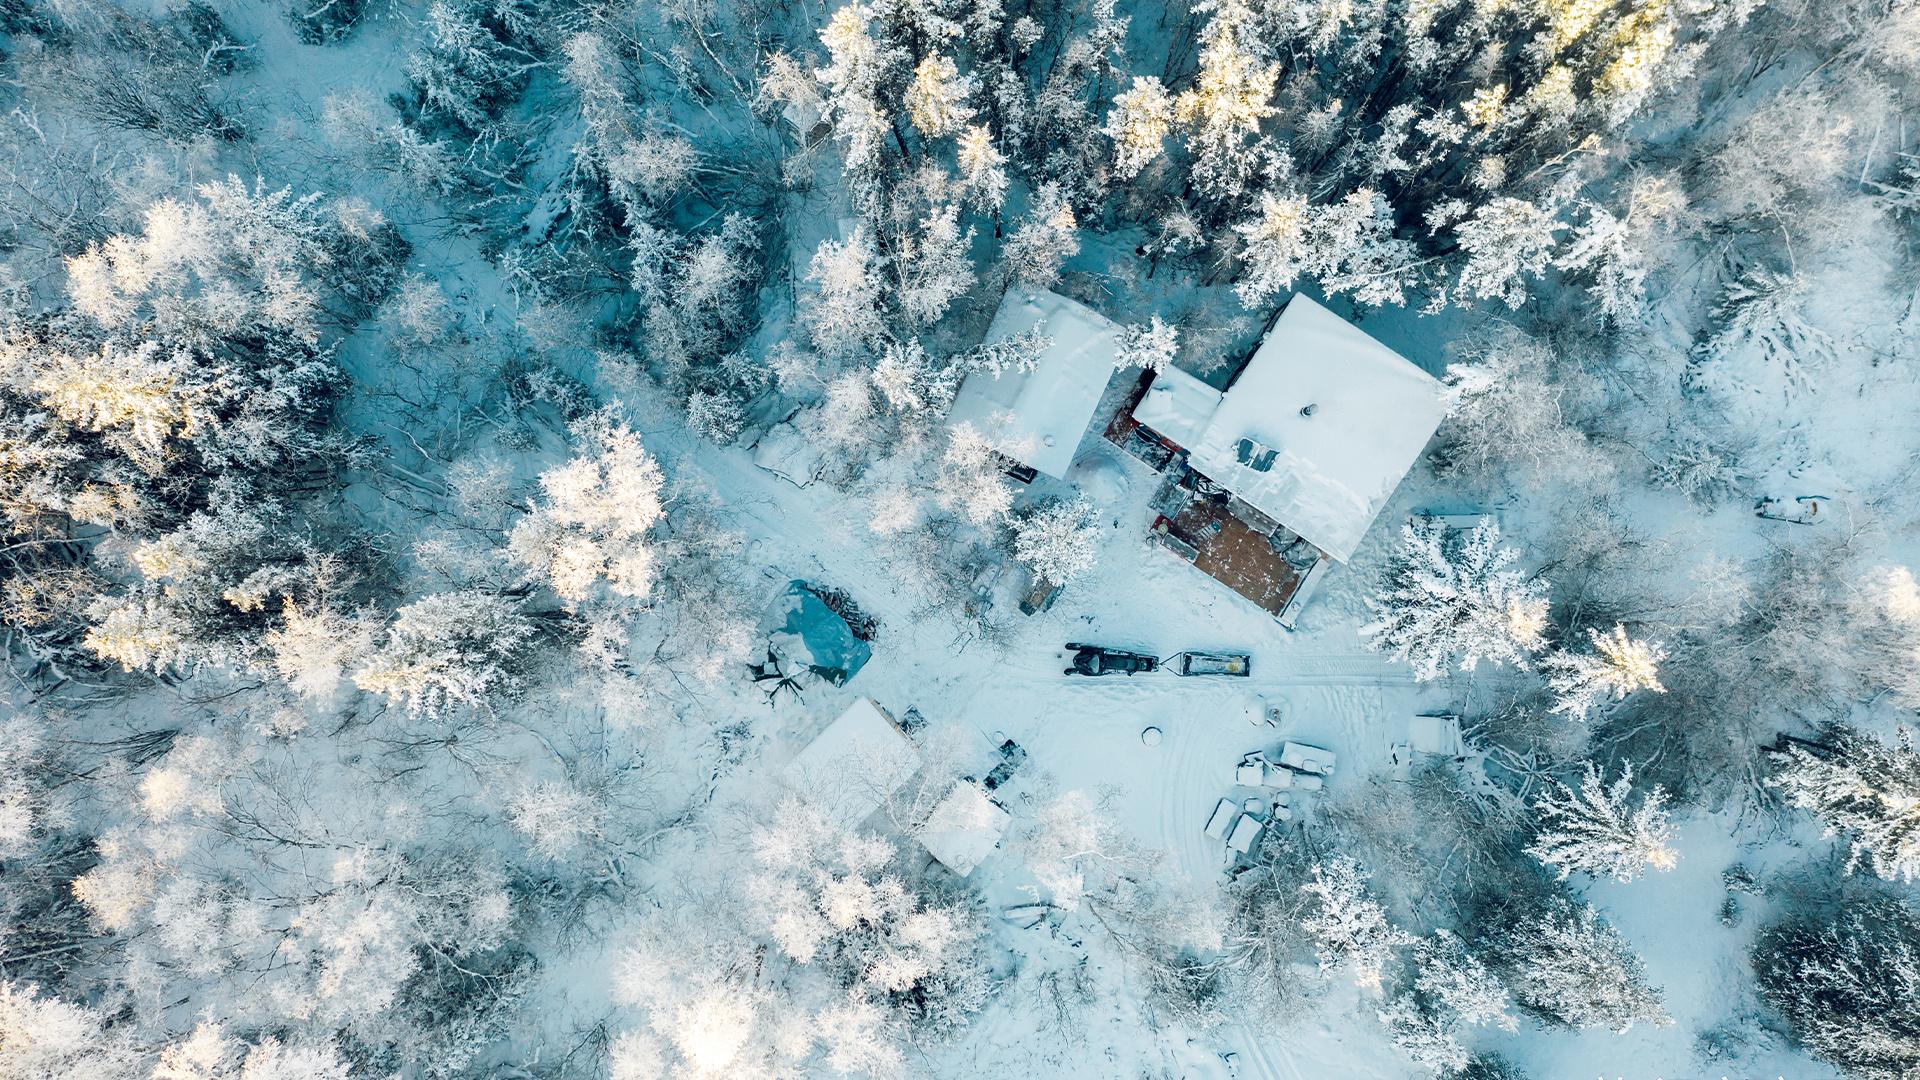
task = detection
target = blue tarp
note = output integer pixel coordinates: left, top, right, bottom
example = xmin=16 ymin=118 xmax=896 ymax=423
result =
xmin=764 ymin=581 xmax=871 ymax=686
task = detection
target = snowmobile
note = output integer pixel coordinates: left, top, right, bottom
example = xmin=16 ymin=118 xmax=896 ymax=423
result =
xmin=1064 ymin=643 xmax=1159 ymax=676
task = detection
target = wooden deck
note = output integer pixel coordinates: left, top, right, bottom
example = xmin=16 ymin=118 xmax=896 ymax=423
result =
xmin=1153 ymin=496 xmax=1307 ymax=617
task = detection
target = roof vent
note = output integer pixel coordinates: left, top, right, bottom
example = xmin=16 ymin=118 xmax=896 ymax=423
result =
xmin=1299 ymin=403 xmax=1318 ymax=418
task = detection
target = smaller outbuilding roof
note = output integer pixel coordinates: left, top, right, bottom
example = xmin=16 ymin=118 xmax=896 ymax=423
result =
xmin=946 ymin=287 xmax=1120 ymax=479
xmin=784 ymin=699 xmax=921 ymax=829
xmin=917 ymin=780 xmax=1011 ymax=877
xmin=1186 ymin=295 xmax=1448 ymax=563
xmin=1131 ymin=365 xmax=1223 ymax=451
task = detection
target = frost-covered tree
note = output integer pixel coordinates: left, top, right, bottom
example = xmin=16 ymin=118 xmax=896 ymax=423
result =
xmin=954 ymin=125 xmax=1009 ymax=212
xmin=746 ymin=798 xmax=990 ymax=1020
xmin=1104 ymin=76 xmax=1174 ymax=180
xmin=507 ymin=779 xmax=605 ymax=862
xmin=1116 ymin=316 xmax=1178 ymax=371
xmin=1377 ymin=994 xmax=1471 ymax=1076
xmin=1414 ymin=930 xmax=1517 ymax=1033
xmin=1363 ymin=520 xmax=1550 ymax=682
xmin=1438 ymin=328 xmax=1613 ymax=490
xmin=1301 ymin=856 xmax=1415 ymax=990
xmin=1003 ymin=182 xmax=1079 ymax=289
xmin=905 ymin=54 xmax=973 ymax=138
xmin=1445 ymin=197 xmax=1563 ymax=310
xmin=1171 ymin=0 xmax=1278 ymax=202
xmin=1486 ymin=900 xmax=1668 ymax=1032
xmin=354 ymin=590 xmax=538 ymax=716
xmin=1555 ymin=175 xmax=1689 ymax=324
xmin=1020 ymin=789 xmax=1152 ymax=909
xmin=895 ymin=202 xmax=974 ymax=325
xmin=1233 ymin=190 xmax=1418 ymax=309
xmin=1754 ymin=899 xmax=1920 ymax=1080
xmin=1542 ymin=625 xmax=1669 ymax=719
xmin=153 ymin=1024 xmax=352 ymax=1080
xmin=406 ymin=0 xmax=535 ymax=134
xmin=1689 ymin=266 xmax=1835 ymax=401
xmin=507 ymin=409 xmax=665 ymax=606
xmin=1772 ymin=728 xmax=1920 ymax=884
xmin=1527 ymin=764 xmax=1678 ymax=883
xmin=932 ymin=424 xmax=1014 ymax=528
xmin=1010 ymin=497 xmax=1101 ymax=587
xmin=0 ymin=980 xmax=142 ymax=1079
xmin=803 ymin=228 xmax=889 ymax=360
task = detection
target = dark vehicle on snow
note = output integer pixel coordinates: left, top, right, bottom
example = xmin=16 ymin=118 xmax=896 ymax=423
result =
xmin=1065 ymin=643 xmax=1159 ymax=676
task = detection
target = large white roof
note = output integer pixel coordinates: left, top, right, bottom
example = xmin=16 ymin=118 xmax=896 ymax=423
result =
xmin=1131 ymin=364 xmax=1223 ymax=450
xmin=916 ymin=781 xmax=1010 ymax=877
xmin=783 ymin=699 xmax=921 ymax=829
xmin=945 ymin=288 xmax=1119 ymax=479
xmin=1186 ymin=295 xmax=1446 ymax=563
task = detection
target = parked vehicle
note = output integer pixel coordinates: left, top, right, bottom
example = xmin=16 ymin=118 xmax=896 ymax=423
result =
xmin=1064 ymin=643 xmax=1159 ymax=676
xmin=1169 ymin=651 xmax=1251 ymax=676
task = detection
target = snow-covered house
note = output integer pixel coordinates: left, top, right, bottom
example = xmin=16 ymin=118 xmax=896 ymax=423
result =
xmin=1135 ymin=295 xmax=1448 ymax=626
xmin=784 ymin=698 xmax=922 ymax=829
xmin=946 ymin=287 xmax=1122 ymax=480
xmin=916 ymin=780 xmax=1011 ymax=877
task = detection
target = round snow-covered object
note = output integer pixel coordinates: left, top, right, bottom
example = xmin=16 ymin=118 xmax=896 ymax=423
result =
xmin=1069 ymin=452 xmax=1130 ymax=504
xmin=1140 ymin=726 xmax=1163 ymax=747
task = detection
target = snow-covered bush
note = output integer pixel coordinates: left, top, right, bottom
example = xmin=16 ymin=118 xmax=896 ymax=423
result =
xmin=1772 ymin=728 xmax=1920 ymax=883
xmin=1526 ymin=764 xmax=1678 ymax=883
xmin=1010 ymin=497 xmax=1101 ymax=587
xmin=1363 ymin=520 xmax=1551 ymax=682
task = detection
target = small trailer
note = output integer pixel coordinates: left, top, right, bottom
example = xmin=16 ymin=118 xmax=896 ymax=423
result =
xmin=1064 ymin=643 xmax=1159 ymax=676
xmin=1169 ymin=651 xmax=1251 ymax=677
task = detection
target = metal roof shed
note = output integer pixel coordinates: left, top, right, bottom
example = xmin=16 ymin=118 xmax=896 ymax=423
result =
xmin=783 ymin=699 xmax=921 ymax=829
xmin=945 ymin=287 xmax=1120 ymax=479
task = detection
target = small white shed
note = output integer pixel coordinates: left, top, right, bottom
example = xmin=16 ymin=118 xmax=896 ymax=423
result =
xmin=945 ymin=287 xmax=1121 ymax=479
xmin=1131 ymin=364 xmax=1223 ymax=451
xmin=917 ymin=781 xmax=1011 ymax=877
xmin=784 ymin=699 xmax=922 ymax=829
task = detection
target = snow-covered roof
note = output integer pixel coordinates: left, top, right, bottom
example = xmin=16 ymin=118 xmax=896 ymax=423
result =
xmin=1187 ymin=295 xmax=1447 ymax=563
xmin=917 ymin=780 xmax=1010 ymax=877
xmin=1406 ymin=714 xmax=1466 ymax=757
xmin=751 ymin=417 xmax=825 ymax=488
xmin=784 ymin=699 xmax=921 ymax=828
xmin=1131 ymin=365 xmax=1223 ymax=450
xmin=945 ymin=288 xmax=1120 ymax=479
